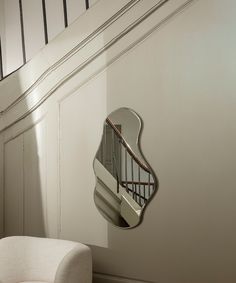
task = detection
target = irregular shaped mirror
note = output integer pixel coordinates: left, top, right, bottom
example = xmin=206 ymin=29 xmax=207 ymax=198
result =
xmin=93 ymin=108 xmax=157 ymax=228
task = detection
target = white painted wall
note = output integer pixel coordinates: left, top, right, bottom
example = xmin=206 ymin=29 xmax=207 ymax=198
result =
xmin=0 ymin=0 xmax=236 ymax=282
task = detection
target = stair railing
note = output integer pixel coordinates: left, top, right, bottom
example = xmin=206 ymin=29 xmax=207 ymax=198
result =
xmin=105 ymin=118 xmax=154 ymax=206
xmin=0 ymin=0 xmax=91 ymax=81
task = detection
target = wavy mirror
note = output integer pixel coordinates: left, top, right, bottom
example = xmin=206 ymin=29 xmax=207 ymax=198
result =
xmin=93 ymin=108 xmax=157 ymax=228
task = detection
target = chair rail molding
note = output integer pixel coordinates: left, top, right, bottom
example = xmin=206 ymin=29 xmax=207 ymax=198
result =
xmin=0 ymin=0 xmax=196 ymax=133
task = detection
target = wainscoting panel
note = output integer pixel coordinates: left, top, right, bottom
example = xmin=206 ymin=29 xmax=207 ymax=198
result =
xmin=23 ymin=121 xmax=47 ymax=237
xmin=58 ymin=77 xmax=108 ymax=247
xmin=1 ymin=104 xmax=59 ymax=238
xmin=4 ymin=135 xmax=24 ymax=236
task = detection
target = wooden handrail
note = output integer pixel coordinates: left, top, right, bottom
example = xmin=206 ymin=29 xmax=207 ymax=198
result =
xmin=121 ymin=181 xmax=155 ymax=186
xmin=106 ymin=117 xmax=150 ymax=172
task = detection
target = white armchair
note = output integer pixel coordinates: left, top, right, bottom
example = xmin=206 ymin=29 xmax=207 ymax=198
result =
xmin=0 ymin=236 xmax=92 ymax=283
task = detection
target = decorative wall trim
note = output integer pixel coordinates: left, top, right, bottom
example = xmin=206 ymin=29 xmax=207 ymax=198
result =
xmin=93 ymin=272 xmax=156 ymax=283
xmin=0 ymin=0 xmax=141 ymax=114
xmin=0 ymin=0 xmax=94 ymax=80
xmin=2 ymin=117 xmax=47 ymax=238
xmin=0 ymin=0 xmax=196 ymax=134
xmin=3 ymin=114 xmax=46 ymax=144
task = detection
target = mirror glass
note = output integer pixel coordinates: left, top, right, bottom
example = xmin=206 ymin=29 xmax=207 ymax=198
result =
xmin=93 ymin=108 xmax=157 ymax=228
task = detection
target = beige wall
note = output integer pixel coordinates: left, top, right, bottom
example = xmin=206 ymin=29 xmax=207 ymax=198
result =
xmin=0 ymin=0 xmax=236 ymax=282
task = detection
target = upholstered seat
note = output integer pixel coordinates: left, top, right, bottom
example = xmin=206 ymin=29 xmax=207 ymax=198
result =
xmin=0 ymin=236 xmax=92 ymax=283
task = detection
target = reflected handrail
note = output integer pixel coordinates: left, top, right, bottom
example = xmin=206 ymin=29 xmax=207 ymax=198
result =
xmin=106 ymin=117 xmax=150 ymax=173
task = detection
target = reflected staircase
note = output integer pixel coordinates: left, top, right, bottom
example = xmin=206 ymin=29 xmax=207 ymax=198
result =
xmin=94 ymin=118 xmax=155 ymax=227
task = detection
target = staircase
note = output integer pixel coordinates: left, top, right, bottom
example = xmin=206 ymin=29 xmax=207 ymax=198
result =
xmin=0 ymin=0 xmax=96 ymax=79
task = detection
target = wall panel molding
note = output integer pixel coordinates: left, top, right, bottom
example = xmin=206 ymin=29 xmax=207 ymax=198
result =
xmin=0 ymin=0 xmax=139 ymax=113
xmin=2 ymin=115 xmax=59 ymax=238
xmin=3 ymin=135 xmax=24 ymax=236
xmin=3 ymin=114 xmax=46 ymax=144
xmin=0 ymin=0 xmax=196 ymax=133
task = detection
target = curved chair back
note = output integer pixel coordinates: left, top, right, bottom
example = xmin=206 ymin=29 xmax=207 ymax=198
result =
xmin=0 ymin=236 xmax=92 ymax=283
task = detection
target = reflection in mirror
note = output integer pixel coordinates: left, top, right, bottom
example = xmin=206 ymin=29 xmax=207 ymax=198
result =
xmin=93 ymin=108 xmax=157 ymax=228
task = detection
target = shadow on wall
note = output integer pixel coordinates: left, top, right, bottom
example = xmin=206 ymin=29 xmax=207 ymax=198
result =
xmin=2 ymin=73 xmax=46 ymax=238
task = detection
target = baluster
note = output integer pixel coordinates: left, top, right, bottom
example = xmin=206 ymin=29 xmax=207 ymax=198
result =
xmin=103 ymin=124 xmax=107 ymax=166
xmin=131 ymin=157 xmax=134 ymax=199
xmin=118 ymin=138 xmax=121 ymax=184
xmin=85 ymin=0 xmax=89 ymax=10
xmin=143 ymin=184 xmax=145 ymax=205
xmin=125 ymin=148 xmax=128 ymax=192
xmin=63 ymin=0 xmax=68 ymax=27
xmin=42 ymin=0 xmax=48 ymax=44
xmin=138 ymin=166 xmax=141 ymax=205
xmin=111 ymin=128 xmax=115 ymax=176
xmin=148 ymin=172 xmax=151 ymax=199
xmin=19 ymin=0 xmax=26 ymax=64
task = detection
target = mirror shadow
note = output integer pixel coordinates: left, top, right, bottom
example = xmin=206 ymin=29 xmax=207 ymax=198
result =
xmin=93 ymin=107 xmax=157 ymax=228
